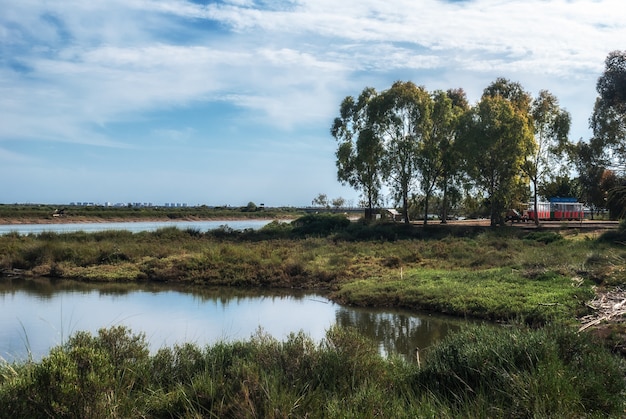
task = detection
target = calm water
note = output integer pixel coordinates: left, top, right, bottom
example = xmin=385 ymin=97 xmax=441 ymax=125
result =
xmin=0 ymin=278 xmax=470 ymax=363
xmin=0 ymin=219 xmax=275 ymax=236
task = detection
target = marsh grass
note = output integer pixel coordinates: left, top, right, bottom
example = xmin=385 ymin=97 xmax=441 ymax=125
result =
xmin=334 ymin=264 xmax=595 ymax=324
xmin=1 ymin=220 xmax=622 ymax=320
xmin=0 ymin=325 xmax=623 ymax=418
xmin=2 ymin=216 xmax=625 ymax=416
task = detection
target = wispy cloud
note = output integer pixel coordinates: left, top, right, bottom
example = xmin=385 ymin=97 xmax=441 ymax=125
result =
xmin=3 ymin=0 xmax=623 ymax=145
xmin=1 ymin=0 xmax=624 ymax=204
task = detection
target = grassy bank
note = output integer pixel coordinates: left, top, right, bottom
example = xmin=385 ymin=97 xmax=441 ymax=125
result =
xmin=0 ymin=324 xmax=623 ymax=418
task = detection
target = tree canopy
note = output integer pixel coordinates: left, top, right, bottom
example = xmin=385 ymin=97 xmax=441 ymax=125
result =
xmin=330 ymin=54 xmax=626 ymax=222
xmin=371 ymin=81 xmax=432 ymax=223
xmin=590 ymin=50 xmax=626 ymax=169
xmin=526 ymin=90 xmax=571 ymax=224
xmin=331 ymin=87 xmax=384 ymax=216
xmin=459 ymin=87 xmax=534 ymax=225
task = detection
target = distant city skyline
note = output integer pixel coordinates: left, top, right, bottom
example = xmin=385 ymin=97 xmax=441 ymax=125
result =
xmin=1 ymin=1 xmax=625 ymax=206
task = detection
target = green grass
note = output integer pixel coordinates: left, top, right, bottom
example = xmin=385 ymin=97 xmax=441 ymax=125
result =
xmin=333 ymin=267 xmax=593 ymax=324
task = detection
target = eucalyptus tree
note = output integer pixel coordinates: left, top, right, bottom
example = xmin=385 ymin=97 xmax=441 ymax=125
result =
xmin=311 ymin=193 xmax=329 ymax=208
xmin=590 ymin=50 xmax=626 ymax=169
xmin=483 ymin=77 xmax=532 ymax=112
xmin=590 ymin=50 xmax=626 ymax=217
xmin=412 ymin=90 xmax=450 ymax=225
xmin=434 ymin=88 xmax=470 ymax=224
xmin=411 ymin=89 xmax=467 ymax=225
xmin=572 ymin=140 xmax=606 ymax=219
xmin=526 ymin=90 xmax=571 ymax=225
xmin=459 ymin=80 xmax=534 ymax=226
xmin=370 ymin=81 xmax=432 ymax=224
xmin=331 ymin=87 xmax=384 ymax=218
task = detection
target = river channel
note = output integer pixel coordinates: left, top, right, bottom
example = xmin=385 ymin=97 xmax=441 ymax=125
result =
xmin=0 ymin=278 xmax=472 ymax=364
xmin=0 ymin=219 xmax=274 ymax=236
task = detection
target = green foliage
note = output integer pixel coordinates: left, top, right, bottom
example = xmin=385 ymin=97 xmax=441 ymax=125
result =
xmin=527 ymin=90 xmax=572 ymax=226
xmin=372 ymin=81 xmax=433 ymax=223
xmin=591 ymin=50 xmax=626 ymax=167
xmin=459 ymin=80 xmax=534 ymax=225
xmin=523 ymin=230 xmax=564 ymax=244
xmin=331 ymin=87 xmax=385 ymax=212
xmin=290 ymin=213 xmax=350 ymax=236
xmin=241 ymin=201 xmax=258 ymax=212
xmin=0 ymin=326 xmax=149 ymax=418
xmin=415 ymin=325 xmax=626 ymax=417
xmin=1 ymin=325 xmax=623 ymax=418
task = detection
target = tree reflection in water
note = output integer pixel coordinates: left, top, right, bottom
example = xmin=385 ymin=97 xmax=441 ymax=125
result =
xmin=335 ymin=306 xmax=477 ymax=361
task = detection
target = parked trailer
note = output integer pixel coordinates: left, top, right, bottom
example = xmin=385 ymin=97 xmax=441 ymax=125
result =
xmin=527 ymin=200 xmax=584 ymax=221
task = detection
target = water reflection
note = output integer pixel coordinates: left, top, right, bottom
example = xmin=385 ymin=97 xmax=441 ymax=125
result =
xmin=0 ymin=278 xmax=474 ymax=363
xmin=336 ymin=306 xmax=465 ymax=360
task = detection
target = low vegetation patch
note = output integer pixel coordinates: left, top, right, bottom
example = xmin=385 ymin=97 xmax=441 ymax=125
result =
xmin=0 ymin=325 xmax=623 ymax=418
xmin=333 ymin=268 xmax=593 ymax=324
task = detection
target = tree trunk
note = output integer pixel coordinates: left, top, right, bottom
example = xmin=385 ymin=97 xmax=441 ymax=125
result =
xmin=423 ymin=192 xmax=430 ymax=226
xmin=533 ymin=178 xmax=540 ymax=226
xmin=490 ymin=177 xmax=497 ymax=227
xmin=440 ymin=182 xmax=448 ymax=224
xmin=403 ymin=190 xmax=410 ymax=224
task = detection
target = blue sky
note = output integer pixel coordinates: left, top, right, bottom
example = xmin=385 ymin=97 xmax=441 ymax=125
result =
xmin=1 ymin=0 xmax=624 ymax=207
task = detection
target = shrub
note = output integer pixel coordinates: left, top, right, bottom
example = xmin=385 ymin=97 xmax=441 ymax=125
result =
xmin=414 ymin=324 xmax=626 ymax=417
xmin=290 ymin=214 xmax=350 ymax=237
xmin=524 ymin=231 xmax=564 ymax=244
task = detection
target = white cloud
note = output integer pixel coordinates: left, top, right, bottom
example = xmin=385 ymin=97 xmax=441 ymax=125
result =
xmin=0 ymin=0 xmax=624 ymax=203
xmin=3 ymin=0 xmax=623 ymax=140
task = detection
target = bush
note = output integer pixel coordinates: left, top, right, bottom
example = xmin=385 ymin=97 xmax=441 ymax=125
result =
xmin=1 ymin=325 xmax=624 ymax=418
xmin=414 ymin=324 xmax=626 ymax=417
xmin=290 ymin=214 xmax=350 ymax=237
xmin=0 ymin=326 xmax=149 ymax=418
xmin=598 ymin=220 xmax=626 ymax=243
xmin=524 ymin=231 xmax=564 ymax=244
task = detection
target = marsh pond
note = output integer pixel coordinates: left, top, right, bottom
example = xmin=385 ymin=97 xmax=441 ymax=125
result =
xmin=0 ymin=278 xmax=473 ymax=363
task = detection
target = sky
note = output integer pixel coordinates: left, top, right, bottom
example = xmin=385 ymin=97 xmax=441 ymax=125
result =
xmin=1 ymin=0 xmax=624 ymax=207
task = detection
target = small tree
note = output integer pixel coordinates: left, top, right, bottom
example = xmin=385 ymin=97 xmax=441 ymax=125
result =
xmin=526 ymin=90 xmax=571 ymax=225
xmin=332 ymin=88 xmax=384 ymax=220
xmin=311 ymin=193 xmax=329 ymax=208
xmin=572 ymin=140 xmax=606 ymax=219
xmin=331 ymin=197 xmax=346 ymax=208
xmin=590 ymin=50 xmax=626 ymax=170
